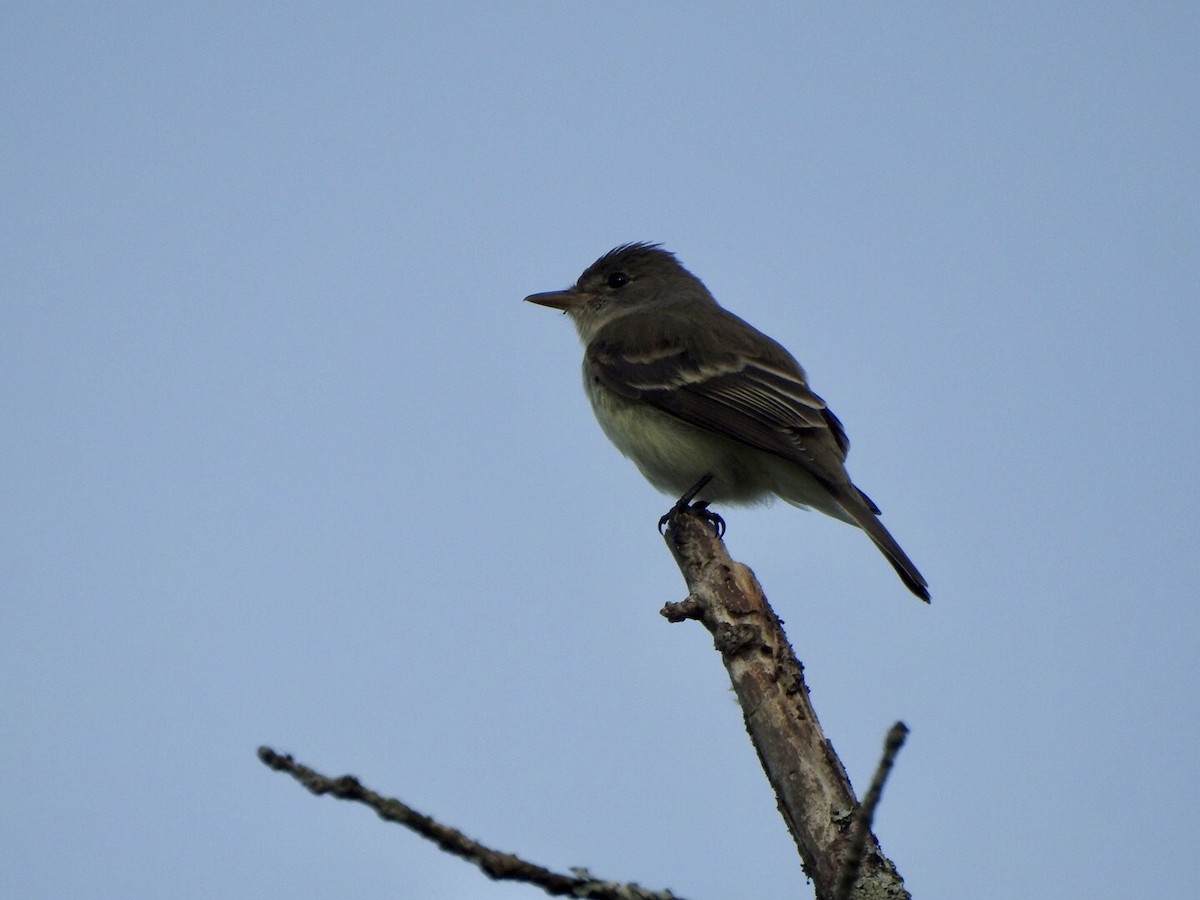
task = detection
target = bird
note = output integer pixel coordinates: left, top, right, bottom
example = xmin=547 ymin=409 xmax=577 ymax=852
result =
xmin=524 ymin=242 xmax=929 ymax=602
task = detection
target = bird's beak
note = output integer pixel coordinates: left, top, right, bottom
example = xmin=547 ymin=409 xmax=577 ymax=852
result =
xmin=524 ymin=288 xmax=592 ymax=311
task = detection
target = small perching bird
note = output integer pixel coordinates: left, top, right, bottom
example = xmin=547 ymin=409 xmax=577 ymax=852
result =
xmin=525 ymin=243 xmax=929 ymax=602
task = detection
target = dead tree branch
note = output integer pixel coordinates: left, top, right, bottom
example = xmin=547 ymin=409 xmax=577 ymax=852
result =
xmin=256 ymin=746 xmax=686 ymax=900
xmin=660 ymin=507 xmax=909 ymax=900
xmin=259 ymin=506 xmax=912 ymax=899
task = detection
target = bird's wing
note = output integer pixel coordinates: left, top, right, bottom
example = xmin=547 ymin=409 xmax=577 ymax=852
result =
xmin=586 ymin=312 xmax=856 ymax=492
xmin=588 ymin=310 xmax=927 ymax=600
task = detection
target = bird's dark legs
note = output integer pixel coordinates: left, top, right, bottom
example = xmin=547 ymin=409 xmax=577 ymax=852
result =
xmin=658 ymin=473 xmax=726 ymax=537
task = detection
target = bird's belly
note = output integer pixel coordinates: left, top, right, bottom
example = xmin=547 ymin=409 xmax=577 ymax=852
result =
xmin=585 ymin=379 xmax=775 ymax=504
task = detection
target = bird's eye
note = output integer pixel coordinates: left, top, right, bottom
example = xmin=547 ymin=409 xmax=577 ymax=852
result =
xmin=606 ymin=271 xmax=630 ymax=289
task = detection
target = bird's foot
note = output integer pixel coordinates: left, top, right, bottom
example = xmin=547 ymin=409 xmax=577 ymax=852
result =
xmin=691 ymin=500 xmax=726 ymax=538
xmin=657 ymin=474 xmax=725 ymax=537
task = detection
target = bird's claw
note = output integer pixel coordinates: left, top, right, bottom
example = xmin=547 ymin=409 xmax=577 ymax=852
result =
xmin=692 ymin=500 xmax=726 ymax=538
xmin=658 ymin=494 xmax=725 ymax=539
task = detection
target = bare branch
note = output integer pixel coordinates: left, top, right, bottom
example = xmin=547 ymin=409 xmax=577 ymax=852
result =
xmin=834 ymin=723 xmax=910 ymax=900
xmin=256 ymin=746 xmax=686 ymax=900
xmin=660 ymin=508 xmax=909 ymax=900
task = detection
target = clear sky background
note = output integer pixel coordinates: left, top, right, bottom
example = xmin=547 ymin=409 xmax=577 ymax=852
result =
xmin=3 ymin=4 xmax=1197 ymax=899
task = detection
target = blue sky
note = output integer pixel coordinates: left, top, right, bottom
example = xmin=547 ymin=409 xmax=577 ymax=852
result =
xmin=3 ymin=4 xmax=1197 ymax=898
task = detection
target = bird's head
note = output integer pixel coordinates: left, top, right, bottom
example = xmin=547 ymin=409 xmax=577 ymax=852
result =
xmin=524 ymin=242 xmax=714 ymax=341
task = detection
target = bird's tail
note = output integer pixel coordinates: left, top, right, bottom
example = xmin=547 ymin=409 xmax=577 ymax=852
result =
xmin=842 ymin=486 xmax=930 ymax=602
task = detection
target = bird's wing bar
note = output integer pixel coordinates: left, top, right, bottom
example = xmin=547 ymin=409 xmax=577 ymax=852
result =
xmin=588 ymin=341 xmax=852 ymax=477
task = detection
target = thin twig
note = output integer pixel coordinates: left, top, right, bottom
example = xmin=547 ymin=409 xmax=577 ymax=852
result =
xmin=833 ymin=722 xmax=910 ymax=900
xmin=257 ymin=746 xmax=685 ymax=900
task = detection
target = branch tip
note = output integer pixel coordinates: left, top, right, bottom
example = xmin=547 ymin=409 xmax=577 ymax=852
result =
xmin=833 ymin=722 xmax=911 ymax=900
xmin=660 ymin=594 xmax=705 ymax=622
